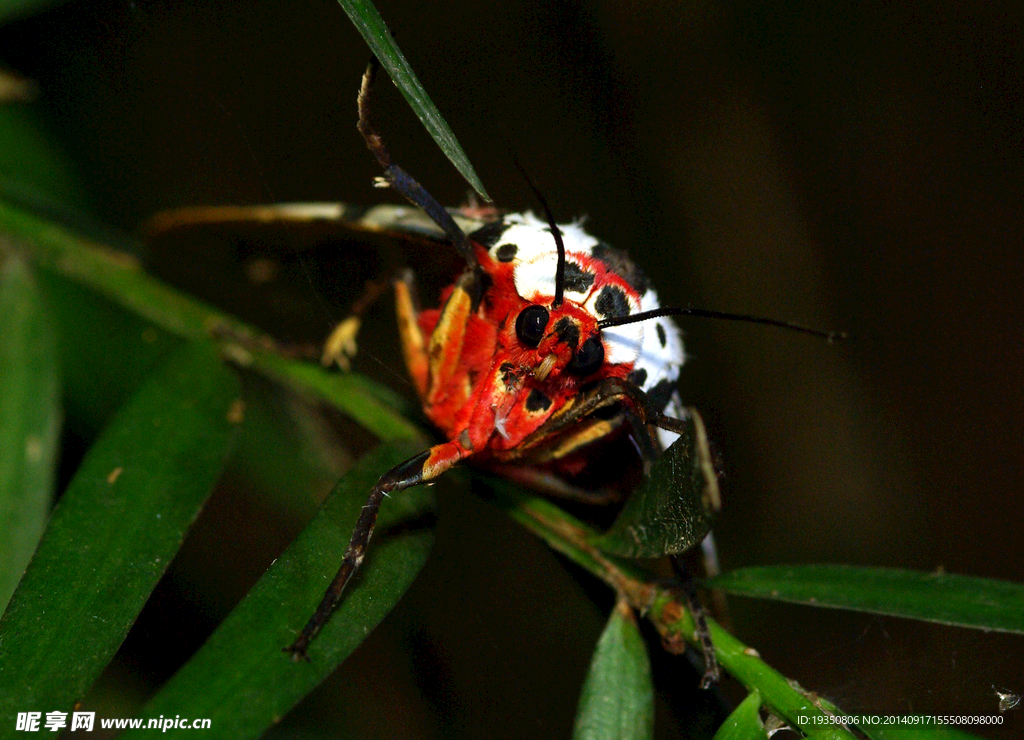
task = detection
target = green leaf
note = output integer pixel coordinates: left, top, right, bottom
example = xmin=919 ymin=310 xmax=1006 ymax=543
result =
xmin=335 ymin=0 xmax=490 ymax=201
xmin=572 ymin=602 xmax=654 ymax=740
xmin=709 ymin=565 xmax=1024 ymax=634
xmin=712 ymin=691 xmax=765 ymax=740
xmin=123 ymin=440 xmax=436 ymax=740
xmin=35 ymin=269 xmax=183 ymax=435
xmin=0 ymin=342 xmax=240 ymax=715
xmin=258 ymin=353 xmax=422 ymax=443
xmin=0 ymin=255 xmax=60 ymax=612
xmin=592 ymin=408 xmax=717 ymax=558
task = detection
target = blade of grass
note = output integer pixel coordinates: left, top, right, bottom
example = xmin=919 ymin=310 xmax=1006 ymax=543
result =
xmin=572 ymin=600 xmax=654 ymax=740
xmin=335 ymin=0 xmax=490 ymax=201
xmin=0 ymin=255 xmax=60 ymax=612
xmin=0 ymin=342 xmax=240 ymax=716
xmin=122 ymin=441 xmax=436 ymax=740
xmin=709 ymin=565 xmax=1024 ymax=634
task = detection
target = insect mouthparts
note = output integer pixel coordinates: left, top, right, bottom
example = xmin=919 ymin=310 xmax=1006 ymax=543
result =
xmin=534 ymin=354 xmax=558 ymax=382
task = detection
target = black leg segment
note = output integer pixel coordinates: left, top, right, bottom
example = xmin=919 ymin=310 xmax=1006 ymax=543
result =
xmin=284 ymin=449 xmax=431 ymax=661
xmin=357 ymin=59 xmax=479 ymax=273
xmin=670 ymin=555 xmax=720 ymax=689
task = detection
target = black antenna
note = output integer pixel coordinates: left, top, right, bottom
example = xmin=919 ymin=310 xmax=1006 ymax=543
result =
xmin=511 ymin=158 xmax=566 ymax=308
xmin=357 ymin=58 xmax=479 ymax=271
xmin=598 ymin=307 xmax=848 ymax=343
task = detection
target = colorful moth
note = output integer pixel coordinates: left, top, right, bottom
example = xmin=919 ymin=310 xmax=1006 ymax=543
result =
xmin=282 ymin=59 xmax=723 ymax=663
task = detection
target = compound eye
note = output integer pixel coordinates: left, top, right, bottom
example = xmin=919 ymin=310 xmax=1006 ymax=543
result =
xmin=515 ymin=305 xmax=550 ymax=348
xmin=567 ymin=336 xmax=605 ymax=376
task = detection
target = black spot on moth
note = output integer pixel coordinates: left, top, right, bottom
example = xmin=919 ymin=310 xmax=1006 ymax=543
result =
xmin=595 ymin=286 xmax=630 ymax=319
xmin=646 ymin=379 xmax=674 ymax=412
xmin=562 ymin=261 xmax=595 ymax=293
xmin=628 ymin=368 xmax=648 ymax=387
xmin=525 ymin=388 xmax=553 ymax=413
xmin=495 ymin=243 xmax=518 ymax=262
xmin=591 ymin=242 xmax=650 ymax=296
xmin=470 ymin=221 xmax=511 ymax=249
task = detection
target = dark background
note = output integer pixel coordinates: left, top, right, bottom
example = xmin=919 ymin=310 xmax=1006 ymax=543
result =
xmin=2 ymin=0 xmax=1023 ymax=737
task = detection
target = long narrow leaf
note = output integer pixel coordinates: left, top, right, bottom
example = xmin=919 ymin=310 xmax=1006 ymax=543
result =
xmin=0 ymin=255 xmax=60 ymax=611
xmin=123 ymin=440 xmax=436 ymax=740
xmin=710 ymin=565 xmax=1024 ymax=634
xmin=35 ymin=270 xmax=182 ymax=434
xmin=335 ymin=0 xmax=490 ymax=200
xmin=572 ymin=601 xmax=654 ymax=740
xmin=0 ymin=343 xmax=240 ymax=716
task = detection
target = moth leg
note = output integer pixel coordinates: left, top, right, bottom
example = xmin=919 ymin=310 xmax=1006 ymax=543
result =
xmin=513 ymin=379 xmax=716 ymax=512
xmin=285 ymin=439 xmax=468 ymax=661
xmin=322 ymin=276 xmax=391 ymax=370
xmin=486 ymin=377 xmax=662 ymax=500
xmin=514 ymin=377 xmax=658 ymax=453
xmin=487 ymin=403 xmax=650 ymax=504
xmin=526 ymin=416 xmax=624 ymax=465
xmin=425 ymin=271 xmax=478 ymax=407
xmin=320 ymin=266 xmax=432 ymax=385
xmin=489 ymin=466 xmax=626 ymax=506
xmin=519 ymin=377 xmax=712 ymax=488
xmin=697 ymin=531 xmax=732 ymax=634
xmin=670 ymin=555 xmax=720 ymax=688
xmin=393 ymin=269 xmax=430 ymax=397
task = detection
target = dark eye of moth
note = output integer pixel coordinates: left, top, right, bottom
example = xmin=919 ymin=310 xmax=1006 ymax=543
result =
xmin=515 ymin=305 xmax=550 ymax=348
xmin=566 ymin=336 xmax=605 ymax=376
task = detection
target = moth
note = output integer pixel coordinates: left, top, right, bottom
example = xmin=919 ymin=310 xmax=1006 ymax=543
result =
xmin=150 ymin=59 xmax=838 ymax=686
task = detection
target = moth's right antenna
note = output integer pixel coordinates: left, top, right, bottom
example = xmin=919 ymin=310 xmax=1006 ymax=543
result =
xmin=357 ymin=57 xmax=479 ymax=271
